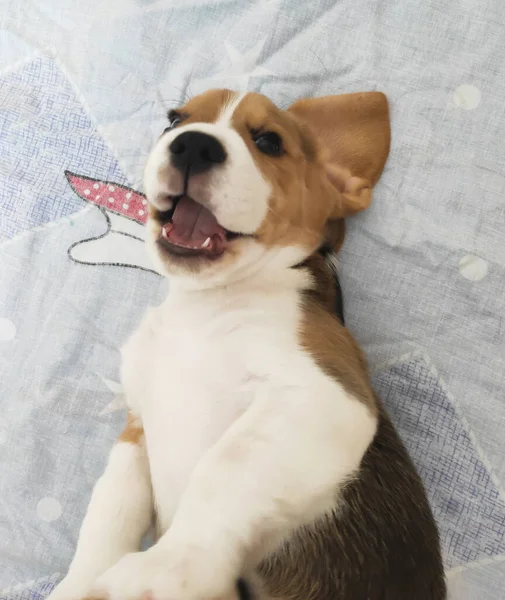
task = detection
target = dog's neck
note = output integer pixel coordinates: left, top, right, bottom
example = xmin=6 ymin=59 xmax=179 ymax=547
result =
xmin=165 ymin=244 xmax=315 ymax=296
xmin=162 ymin=246 xmax=343 ymax=326
xmin=168 ymin=260 xmax=312 ymax=300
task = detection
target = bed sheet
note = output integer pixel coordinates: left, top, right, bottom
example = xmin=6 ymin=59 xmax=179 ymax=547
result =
xmin=1 ymin=1 xmax=504 ymax=598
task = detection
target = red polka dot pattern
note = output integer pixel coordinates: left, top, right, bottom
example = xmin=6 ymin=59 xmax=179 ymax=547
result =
xmin=65 ymin=172 xmax=148 ymax=225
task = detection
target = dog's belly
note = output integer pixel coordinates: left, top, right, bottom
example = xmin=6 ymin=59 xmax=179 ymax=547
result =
xmin=144 ymin=375 xmax=256 ymax=532
xmin=121 ymin=301 xmax=284 ymax=533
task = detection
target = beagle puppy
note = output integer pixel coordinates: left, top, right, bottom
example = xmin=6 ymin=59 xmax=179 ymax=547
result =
xmin=48 ymin=89 xmax=446 ymax=600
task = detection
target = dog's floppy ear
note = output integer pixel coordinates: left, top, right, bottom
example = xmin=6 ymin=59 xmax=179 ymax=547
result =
xmin=289 ymin=92 xmax=390 ymax=219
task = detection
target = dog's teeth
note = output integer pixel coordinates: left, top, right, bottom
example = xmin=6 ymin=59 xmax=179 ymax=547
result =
xmin=161 ymin=224 xmax=173 ymax=239
xmin=202 ymin=237 xmax=211 ymax=249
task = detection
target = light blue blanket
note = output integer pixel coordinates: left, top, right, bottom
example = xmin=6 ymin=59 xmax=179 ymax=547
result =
xmin=1 ymin=1 xmax=504 ymax=599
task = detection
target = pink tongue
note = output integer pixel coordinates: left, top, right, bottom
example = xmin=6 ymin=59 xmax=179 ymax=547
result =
xmin=166 ymin=196 xmax=225 ymax=248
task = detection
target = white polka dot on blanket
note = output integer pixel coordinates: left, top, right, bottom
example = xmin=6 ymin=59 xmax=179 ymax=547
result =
xmin=37 ymin=497 xmax=62 ymax=522
xmin=453 ymin=84 xmax=482 ymax=110
xmin=0 ymin=318 xmax=16 ymax=341
xmin=459 ymin=255 xmax=488 ymax=281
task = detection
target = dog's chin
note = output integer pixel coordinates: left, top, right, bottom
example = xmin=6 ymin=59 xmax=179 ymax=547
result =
xmin=156 ymin=235 xmax=224 ymax=260
xmin=146 ymin=225 xmax=244 ymax=280
xmin=154 ymin=237 xmax=226 ymax=274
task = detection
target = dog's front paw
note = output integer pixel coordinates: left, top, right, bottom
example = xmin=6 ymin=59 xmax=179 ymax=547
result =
xmin=86 ymin=549 xmax=239 ymax=600
xmin=85 ymin=552 xmax=162 ymax=600
xmin=45 ymin=576 xmax=93 ymax=600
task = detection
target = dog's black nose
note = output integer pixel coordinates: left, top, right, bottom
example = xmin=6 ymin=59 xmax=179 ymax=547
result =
xmin=169 ymin=131 xmax=227 ymax=175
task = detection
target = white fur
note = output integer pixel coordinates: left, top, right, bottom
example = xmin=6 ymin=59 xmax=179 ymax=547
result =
xmin=48 ymin=437 xmax=152 ymax=600
xmin=51 ymin=261 xmax=377 ymax=600
xmin=217 ymin=91 xmax=247 ymax=125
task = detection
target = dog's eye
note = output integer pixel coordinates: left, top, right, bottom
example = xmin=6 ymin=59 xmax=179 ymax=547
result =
xmin=163 ymin=111 xmax=184 ymax=134
xmin=252 ymin=131 xmax=284 ymax=157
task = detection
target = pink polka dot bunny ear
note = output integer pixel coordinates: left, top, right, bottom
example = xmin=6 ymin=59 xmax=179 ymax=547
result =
xmin=65 ymin=172 xmax=148 ymax=225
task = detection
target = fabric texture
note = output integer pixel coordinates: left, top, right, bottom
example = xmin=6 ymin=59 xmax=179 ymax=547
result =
xmin=1 ymin=1 xmax=504 ymax=599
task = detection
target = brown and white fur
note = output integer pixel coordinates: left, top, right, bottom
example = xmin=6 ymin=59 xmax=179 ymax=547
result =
xmin=47 ymin=89 xmax=446 ymax=600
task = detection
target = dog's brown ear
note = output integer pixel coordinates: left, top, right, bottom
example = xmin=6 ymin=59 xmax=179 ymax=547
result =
xmin=289 ymin=92 xmax=390 ymax=218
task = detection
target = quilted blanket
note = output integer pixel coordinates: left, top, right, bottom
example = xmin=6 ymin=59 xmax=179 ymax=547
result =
xmin=1 ymin=1 xmax=504 ymax=599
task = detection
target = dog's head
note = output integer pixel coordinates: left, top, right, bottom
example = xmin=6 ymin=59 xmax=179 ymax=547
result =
xmin=144 ymin=89 xmax=390 ymax=285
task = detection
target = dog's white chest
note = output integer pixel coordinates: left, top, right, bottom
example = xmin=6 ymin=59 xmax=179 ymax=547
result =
xmin=121 ymin=285 xmax=300 ymax=530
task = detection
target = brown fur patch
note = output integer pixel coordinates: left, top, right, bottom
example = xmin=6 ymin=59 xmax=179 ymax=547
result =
xmin=299 ymin=260 xmax=377 ymax=414
xmin=117 ymin=412 xmax=144 ymax=444
xmin=297 ymin=252 xmax=341 ymax=314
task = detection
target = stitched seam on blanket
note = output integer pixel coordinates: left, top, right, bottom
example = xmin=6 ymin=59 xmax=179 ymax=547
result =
xmin=0 ymin=50 xmax=42 ymax=78
xmin=374 ymin=351 xmax=505 ymax=504
xmin=420 ymin=353 xmax=505 ymax=504
xmin=371 ymin=349 xmax=425 ymax=375
xmin=446 ymin=553 xmax=505 ymax=578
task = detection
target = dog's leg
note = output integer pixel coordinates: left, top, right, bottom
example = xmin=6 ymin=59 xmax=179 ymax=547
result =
xmin=47 ymin=412 xmax=153 ymax=600
xmin=88 ymin=381 xmax=376 ymax=600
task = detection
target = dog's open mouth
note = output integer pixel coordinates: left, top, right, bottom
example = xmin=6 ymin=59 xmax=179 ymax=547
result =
xmin=157 ymin=195 xmax=239 ymax=259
